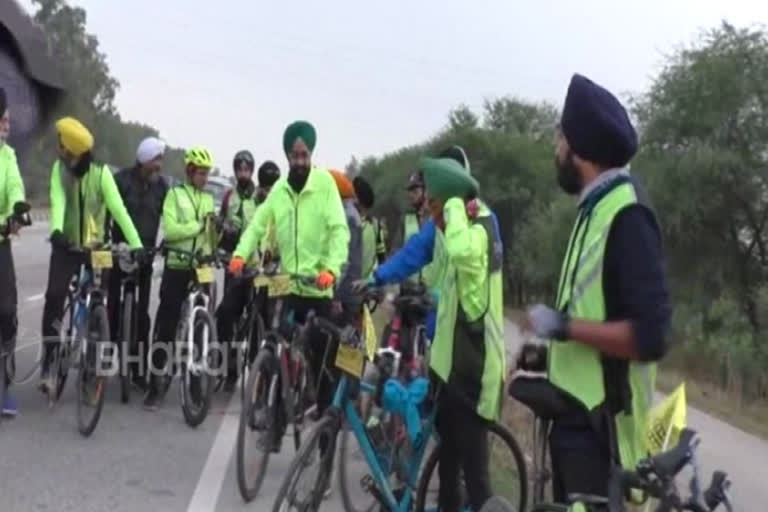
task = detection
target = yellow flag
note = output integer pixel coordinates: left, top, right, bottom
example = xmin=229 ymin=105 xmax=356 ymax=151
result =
xmin=646 ymin=382 xmax=687 ymax=455
xmin=362 ymin=304 xmax=377 ymax=362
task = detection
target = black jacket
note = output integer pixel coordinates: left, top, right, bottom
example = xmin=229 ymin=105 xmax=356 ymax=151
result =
xmin=110 ymin=166 xmax=168 ymax=247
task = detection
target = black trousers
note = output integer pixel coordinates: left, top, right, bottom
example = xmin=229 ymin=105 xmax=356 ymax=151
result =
xmin=436 ymin=390 xmax=492 ymax=512
xmin=215 ymin=275 xmax=260 ymax=376
xmin=549 ymin=420 xmax=611 ymax=503
xmin=151 ymin=267 xmax=195 ymax=375
xmin=0 ymin=240 xmax=17 ymax=386
xmin=41 ymin=247 xmax=89 ymax=374
xmin=107 ymin=262 xmax=153 ymax=378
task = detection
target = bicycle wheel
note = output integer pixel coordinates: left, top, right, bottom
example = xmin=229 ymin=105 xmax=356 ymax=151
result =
xmin=180 ymin=308 xmax=215 ymax=427
xmin=271 ymin=414 xmax=340 ymax=512
xmin=236 ymin=348 xmax=278 ymax=502
xmin=0 ymin=352 xmax=6 ymax=423
xmin=415 ymin=421 xmax=528 ymax=512
xmin=76 ymin=303 xmax=108 ymax=437
xmin=54 ymin=296 xmax=75 ymax=401
xmin=240 ymin=311 xmax=265 ymax=406
xmin=119 ymin=291 xmax=133 ymax=404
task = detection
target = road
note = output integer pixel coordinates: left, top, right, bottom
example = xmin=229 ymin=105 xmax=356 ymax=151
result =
xmin=0 ymin=221 xmax=764 ymax=510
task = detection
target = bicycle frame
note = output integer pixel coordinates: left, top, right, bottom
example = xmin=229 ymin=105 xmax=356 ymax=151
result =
xmin=183 ymin=287 xmax=213 ymax=375
xmin=332 ymin=372 xmax=437 ymax=512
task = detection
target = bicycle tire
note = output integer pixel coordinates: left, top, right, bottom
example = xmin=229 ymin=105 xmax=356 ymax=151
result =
xmin=289 ymin=347 xmax=311 ymax=452
xmin=414 ymin=421 xmax=528 ymax=512
xmin=236 ymin=348 xmax=278 ymax=502
xmin=119 ymin=292 xmax=133 ymax=404
xmin=76 ymin=303 xmax=108 ymax=437
xmin=271 ymin=413 xmax=340 ymax=512
xmin=54 ymin=296 xmax=75 ymax=401
xmin=239 ymin=309 xmax=265 ymax=406
xmin=180 ymin=308 xmax=215 ymax=427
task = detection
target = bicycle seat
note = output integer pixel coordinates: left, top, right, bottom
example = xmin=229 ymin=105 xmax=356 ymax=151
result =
xmin=647 ymin=428 xmax=696 ymax=478
xmin=507 ymin=376 xmax=579 ymax=420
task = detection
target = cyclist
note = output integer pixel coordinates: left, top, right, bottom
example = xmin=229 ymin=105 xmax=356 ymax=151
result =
xmin=352 ymin=175 xmax=388 ymax=281
xmin=421 ymin=155 xmax=505 ymax=512
xmin=214 ymin=155 xmax=281 ymax=392
xmin=524 ymin=74 xmax=671 ymax=502
xmin=218 ymin=150 xmax=257 ymax=255
xmin=329 ymin=169 xmax=362 ymax=323
xmin=145 ymin=146 xmax=216 ymax=410
xmin=0 ymin=87 xmax=26 ymax=416
xmin=107 ymin=136 xmax=168 ymax=390
xmin=40 ymin=117 xmax=144 ymax=394
xmin=228 ymin=120 xmax=349 ymax=451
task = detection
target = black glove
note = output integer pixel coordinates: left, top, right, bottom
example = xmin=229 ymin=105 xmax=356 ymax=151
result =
xmin=132 ymin=247 xmax=154 ymax=266
xmin=50 ymin=230 xmax=72 ymax=251
xmin=13 ymin=201 xmax=30 ymax=216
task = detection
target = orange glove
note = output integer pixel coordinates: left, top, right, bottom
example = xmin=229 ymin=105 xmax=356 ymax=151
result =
xmin=316 ymin=270 xmax=335 ymax=290
xmin=228 ymin=256 xmax=245 ymax=276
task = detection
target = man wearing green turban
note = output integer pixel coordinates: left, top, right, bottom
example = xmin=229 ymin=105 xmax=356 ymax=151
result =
xmin=282 ymin=120 xmax=317 ymax=192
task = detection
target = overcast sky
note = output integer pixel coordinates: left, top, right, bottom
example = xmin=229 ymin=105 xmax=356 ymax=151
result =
xmin=19 ymin=0 xmax=768 ymax=175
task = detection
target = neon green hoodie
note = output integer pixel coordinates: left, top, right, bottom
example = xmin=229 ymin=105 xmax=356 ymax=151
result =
xmin=49 ymin=160 xmax=142 ymax=249
xmin=234 ymin=167 xmax=350 ymax=298
xmin=0 ymin=144 xmax=24 ymax=242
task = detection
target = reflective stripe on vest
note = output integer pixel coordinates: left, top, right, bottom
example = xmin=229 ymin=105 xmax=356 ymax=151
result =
xmin=430 ymin=207 xmax=506 ymax=421
xmin=548 ymin=178 xmax=655 ymax=470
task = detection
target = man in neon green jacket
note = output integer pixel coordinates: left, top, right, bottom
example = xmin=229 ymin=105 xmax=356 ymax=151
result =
xmin=228 ymin=120 xmax=349 ymax=454
xmin=40 ymin=117 xmax=143 ymax=394
xmin=0 ymin=88 xmax=27 ymax=416
xmin=145 ymin=146 xmax=216 ymax=410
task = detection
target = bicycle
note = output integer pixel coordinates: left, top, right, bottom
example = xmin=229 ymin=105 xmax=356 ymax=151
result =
xmin=271 ymin=302 xmax=528 ymax=512
xmin=236 ymin=270 xmax=324 ymax=502
xmin=113 ymin=244 xmax=159 ymax=403
xmin=156 ymin=245 xmax=222 ymax=428
xmin=0 ymin=201 xmax=32 ymax=423
xmin=47 ymin=244 xmax=130 ymax=436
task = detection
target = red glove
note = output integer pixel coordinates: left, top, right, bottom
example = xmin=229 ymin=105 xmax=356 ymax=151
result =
xmin=316 ymin=270 xmax=335 ymax=290
xmin=228 ymin=256 xmax=245 ymax=276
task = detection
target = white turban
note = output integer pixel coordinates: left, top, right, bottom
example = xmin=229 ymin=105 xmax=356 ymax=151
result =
xmin=136 ymin=137 xmax=166 ymax=164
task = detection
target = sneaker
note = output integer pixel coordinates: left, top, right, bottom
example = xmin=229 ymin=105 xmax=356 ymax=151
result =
xmin=39 ymin=374 xmax=56 ymax=395
xmin=143 ymin=387 xmax=160 ymax=411
xmin=1 ymin=392 xmax=18 ymax=417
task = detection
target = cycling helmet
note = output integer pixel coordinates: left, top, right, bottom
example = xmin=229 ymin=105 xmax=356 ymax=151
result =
xmin=55 ymin=116 xmax=93 ymax=157
xmin=233 ymin=150 xmax=255 ymax=171
xmin=258 ymin=160 xmax=280 ymax=188
xmin=406 ymin=170 xmax=424 ymax=190
xmin=184 ymin=146 xmax=213 ymax=168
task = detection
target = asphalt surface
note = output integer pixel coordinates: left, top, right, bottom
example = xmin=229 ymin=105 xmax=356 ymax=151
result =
xmin=0 ymin=221 xmax=764 ymax=510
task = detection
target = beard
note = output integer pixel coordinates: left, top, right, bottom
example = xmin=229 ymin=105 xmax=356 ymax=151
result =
xmin=287 ymin=165 xmax=310 ymax=192
xmin=555 ymin=151 xmax=582 ymax=195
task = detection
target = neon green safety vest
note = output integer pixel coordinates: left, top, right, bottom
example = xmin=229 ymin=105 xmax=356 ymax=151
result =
xmin=226 ymin=188 xmax=258 ymax=231
xmin=548 ymin=176 xmax=656 ymax=472
xmin=162 ymin=183 xmax=215 ymax=269
xmin=49 ymin=160 xmax=142 ymax=249
xmin=0 ymin=144 xmax=24 ymax=243
xmin=361 ymin=216 xmax=388 ymax=280
xmin=430 ymin=199 xmax=506 ymax=421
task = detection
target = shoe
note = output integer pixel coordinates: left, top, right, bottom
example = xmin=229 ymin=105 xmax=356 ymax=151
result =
xmin=39 ymin=373 xmax=56 ymax=395
xmin=143 ymin=387 xmax=160 ymax=411
xmin=1 ymin=392 xmax=18 ymax=417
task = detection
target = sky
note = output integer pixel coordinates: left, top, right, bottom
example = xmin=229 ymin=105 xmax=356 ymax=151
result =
xmin=18 ymin=0 xmax=768 ymax=176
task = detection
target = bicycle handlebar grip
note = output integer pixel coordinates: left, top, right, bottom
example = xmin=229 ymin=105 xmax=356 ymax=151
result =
xmin=704 ymin=471 xmax=728 ymax=510
xmin=649 ymin=427 xmax=696 ymax=478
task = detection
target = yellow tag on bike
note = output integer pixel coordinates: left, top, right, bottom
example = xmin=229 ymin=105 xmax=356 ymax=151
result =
xmin=362 ymin=304 xmax=377 ymax=362
xmin=267 ymin=274 xmax=293 ymax=297
xmin=90 ymin=251 xmax=113 ymax=270
xmin=253 ymin=275 xmax=270 ymax=288
xmin=335 ymin=344 xmax=364 ymax=378
xmin=196 ymin=266 xmax=214 ymax=284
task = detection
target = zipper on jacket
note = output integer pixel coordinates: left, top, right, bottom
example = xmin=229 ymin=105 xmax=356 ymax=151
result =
xmin=294 ymin=193 xmax=299 ymax=277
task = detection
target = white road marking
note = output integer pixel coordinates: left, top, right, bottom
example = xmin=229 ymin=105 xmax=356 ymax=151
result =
xmin=25 ymin=293 xmax=44 ymax=302
xmin=185 ymin=391 xmax=241 ymax=512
